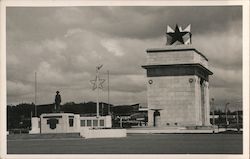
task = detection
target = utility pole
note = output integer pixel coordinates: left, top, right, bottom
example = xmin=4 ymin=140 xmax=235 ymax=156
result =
xmin=236 ymin=108 xmax=239 ymax=132
xmin=101 ymin=102 xmax=104 ymax=116
xmin=34 ymin=72 xmax=37 ymax=117
xmin=236 ymin=100 xmax=241 ymax=132
xmin=96 ymin=68 xmax=100 ymax=118
xmin=211 ymin=98 xmax=215 ymax=133
xmin=107 ymin=70 xmax=110 ymax=115
xmin=120 ymin=116 xmax=123 ymax=128
xmin=225 ymin=102 xmax=230 ymax=129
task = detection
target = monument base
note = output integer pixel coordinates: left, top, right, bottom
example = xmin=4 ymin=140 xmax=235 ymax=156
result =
xmin=81 ymin=128 xmax=127 ymax=139
xmin=29 ymin=113 xmax=127 ymax=138
xmin=40 ymin=113 xmax=80 ymax=134
xmin=127 ymin=125 xmax=218 ymax=134
xmin=29 ymin=117 xmax=40 ymax=134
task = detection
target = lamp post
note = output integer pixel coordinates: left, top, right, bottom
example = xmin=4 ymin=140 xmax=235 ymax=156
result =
xmin=236 ymin=99 xmax=241 ymax=132
xmin=120 ymin=116 xmax=123 ymax=128
xmin=225 ymin=102 xmax=230 ymax=129
xmin=211 ymin=98 xmax=215 ymax=133
xmin=107 ymin=70 xmax=110 ymax=115
xmin=236 ymin=108 xmax=239 ymax=132
xmin=34 ymin=72 xmax=37 ymax=117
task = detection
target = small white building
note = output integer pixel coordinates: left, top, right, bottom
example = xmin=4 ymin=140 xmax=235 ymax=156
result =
xmin=30 ymin=113 xmax=126 ymax=138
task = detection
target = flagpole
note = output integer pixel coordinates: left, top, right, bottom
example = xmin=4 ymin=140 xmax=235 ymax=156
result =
xmin=225 ymin=102 xmax=229 ymax=129
xmin=211 ymin=98 xmax=215 ymax=133
xmin=96 ymin=67 xmax=100 ymax=118
xmin=35 ymin=72 xmax=37 ymax=117
xmin=107 ymin=70 xmax=110 ymax=115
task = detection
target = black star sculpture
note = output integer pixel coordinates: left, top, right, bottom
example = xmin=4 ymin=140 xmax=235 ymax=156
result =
xmin=166 ymin=25 xmax=188 ymax=45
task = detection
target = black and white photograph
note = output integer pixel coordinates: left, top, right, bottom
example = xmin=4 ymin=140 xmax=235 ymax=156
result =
xmin=0 ymin=0 xmax=249 ymax=158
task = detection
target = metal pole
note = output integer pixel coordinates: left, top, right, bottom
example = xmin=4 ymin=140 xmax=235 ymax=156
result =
xmin=35 ymin=72 xmax=37 ymax=117
xmin=236 ymin=110 xmax=239 ymax=131
xmin=236 ymin=99 xmax=242 ymax=132
xmin=236 ymin=104 xmax=239 ymax=132
xmin=107 ymin=70 xmax=110 ymax=115
xmin=96 ymin=68 xmax=100 ymax=118
xmin=225 ymin=102 xmax=229 ymax=129
xmin=39 ymin=116 xmax=41 ymax=134
xmin=101 ymin=102 xmax=104 ymax=116
xmin=211 ymin=98 xmax=215 ymax=133
xmin=120 ymin=117 xmax=122 ymax=128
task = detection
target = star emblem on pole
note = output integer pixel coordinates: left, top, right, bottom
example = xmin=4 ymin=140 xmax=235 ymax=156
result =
xmin=90 ymin=64 xmax=105 ymax=90
xmin=90 ymin=77 xmax=105 ymax=90
xmin=90 ymin=77 xmax=98 ymax=90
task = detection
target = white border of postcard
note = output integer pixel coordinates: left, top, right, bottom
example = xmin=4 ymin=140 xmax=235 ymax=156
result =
xmin=0 ymin=0 xmax=249 ymax=159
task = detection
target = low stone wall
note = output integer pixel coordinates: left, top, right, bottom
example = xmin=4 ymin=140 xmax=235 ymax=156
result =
xmin=8 ymin=133 xmax=82 ymax=140
xmin=81 ymin=128 xmax=127 ymax=139
xmin=126 ymin=126 xmax=218 ymax=134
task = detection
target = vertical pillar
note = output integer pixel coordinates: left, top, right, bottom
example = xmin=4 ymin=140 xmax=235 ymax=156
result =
xmin=204 ymin=81 xmax=211 ymax=125
xmin=200 ymin=79 xmax=205 ymax=126
xmin=195 ymin=77 xmax=202 ymax=125
xmin=29 ymin=117 xmax=40 ymax=134
xmin=148 ymin=110 xmax=154 ymax=127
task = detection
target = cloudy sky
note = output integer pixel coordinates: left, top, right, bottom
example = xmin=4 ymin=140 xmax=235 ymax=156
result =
xmin=6 ymin=6 xmax=242 ymax=110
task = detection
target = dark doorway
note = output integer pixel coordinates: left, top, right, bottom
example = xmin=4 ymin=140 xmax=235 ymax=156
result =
xmin=153 ymin=110 xmax=161 ymax=127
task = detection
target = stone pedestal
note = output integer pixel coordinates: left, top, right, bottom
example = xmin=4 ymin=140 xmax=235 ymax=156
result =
xmin=29 ymin=117 xmax=40 ymax=134
xmin=40 ymin=113 xmax=80 ymax=134
xmin=142 ymin=45 xmax=213 ymax=127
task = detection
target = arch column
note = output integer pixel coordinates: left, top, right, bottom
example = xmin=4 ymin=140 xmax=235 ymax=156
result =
xmin=204 ymin=81 xmax=211 ymax=126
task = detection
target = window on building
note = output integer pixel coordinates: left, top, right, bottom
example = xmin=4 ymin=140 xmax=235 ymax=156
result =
xmin=87 ymin=120 xmax=92 ymax=126
xmin=81 ymin=120 xmax=85 ymax=127
xmin=69 ymin=119 xmax=74 ymax=127
xmin=100 ymin=120 xmax=104 ymax=126
xmin=93 ymin=120 xmax=98 ymax=126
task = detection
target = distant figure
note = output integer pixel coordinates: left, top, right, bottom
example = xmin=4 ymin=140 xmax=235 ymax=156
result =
xmin=55 ymin=91 xmax=61 ymax=112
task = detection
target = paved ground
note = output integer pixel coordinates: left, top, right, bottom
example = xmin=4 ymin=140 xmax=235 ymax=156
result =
xmin=7 ymin=133 xmax=242 ymax=154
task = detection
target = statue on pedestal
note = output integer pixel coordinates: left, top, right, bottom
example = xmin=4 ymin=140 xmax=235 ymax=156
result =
xmin=55 ymin=91 xmax=61 ymax=112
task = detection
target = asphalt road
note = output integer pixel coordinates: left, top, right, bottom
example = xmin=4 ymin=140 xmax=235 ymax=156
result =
xmin=7 ymin=134 xmax=242 ymax=154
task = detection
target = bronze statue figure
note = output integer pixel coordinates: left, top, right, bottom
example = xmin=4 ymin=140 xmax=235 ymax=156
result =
xmin=55 ymin=91 xmax=61 ymax=112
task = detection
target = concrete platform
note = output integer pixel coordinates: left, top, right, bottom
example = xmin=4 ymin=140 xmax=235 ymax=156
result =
xmin=8 ymin=133 xmax=82 ymax=140
xmin=80 ymin=128 xmax=127 ymax=139
xmin=127 ymin=126 xmax=218 ymax=134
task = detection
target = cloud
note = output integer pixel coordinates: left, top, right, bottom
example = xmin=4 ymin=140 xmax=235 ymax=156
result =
xmin=64 ymin=28 xmax=83 ymax=38
xmin=6 ymin=6 xmax=243 ymax=109
xmin=6 ymin=6 xmax=242 ymax=41
xmin=194 ymin=21 xmax=242 ymax=70
xmin=36 ymin=61 xmax=66 ymax=85
xmin=7 ymin=81 xmax=32 ymax=97
xmin=210 ymin=67 xmax=242 ymax=87
xmin=49 ymin=6 xmax=242 ymax=39
xmin=101 ymin=39 xmax=125 ymax=57
xmin=109 ymin=74 xmax=146 ymax=93
xmin=42 ymin=38 xmax=67 ymax=53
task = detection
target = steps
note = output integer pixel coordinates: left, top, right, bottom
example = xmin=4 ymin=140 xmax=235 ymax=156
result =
xmin=126 ymin=126 xmax=217 ymax=134
xmin=8 ymin=133 xmax=82 ymax=140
